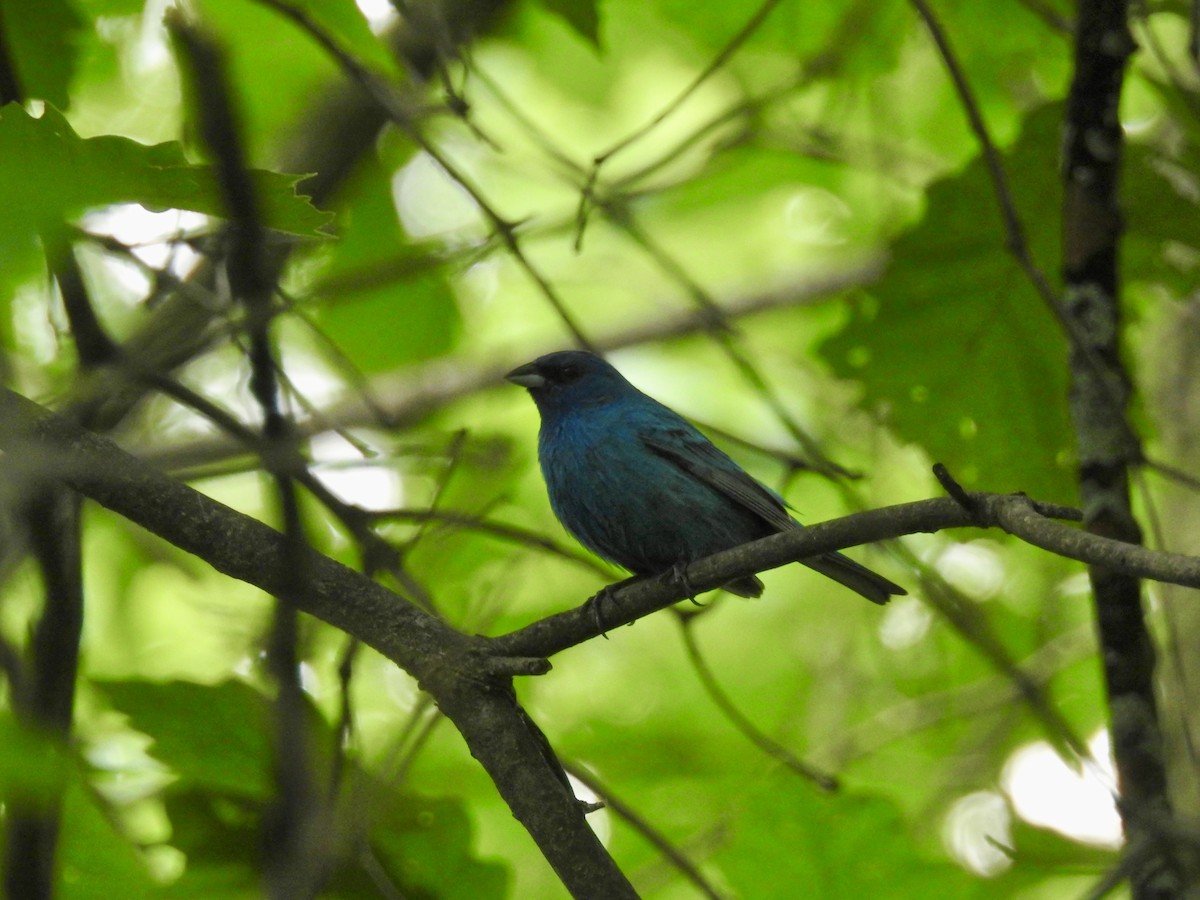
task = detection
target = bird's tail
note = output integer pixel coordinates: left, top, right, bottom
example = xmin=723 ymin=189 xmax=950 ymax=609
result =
xmin=802 ymin=552 xmax=905 ymax=605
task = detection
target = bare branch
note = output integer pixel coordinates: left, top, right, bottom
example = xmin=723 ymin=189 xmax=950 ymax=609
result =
xmin=0 ymin=387 xmax=634 ymax=898
xmin=491 ymin=490 xmax=1200 ymax=659
xmin=1062 ymin=1 xmax=1180 ymax=895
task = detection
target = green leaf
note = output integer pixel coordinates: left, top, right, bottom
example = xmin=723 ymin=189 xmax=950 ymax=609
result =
xmin=1007 ymin=818 xmax=1119 ymax=871
xmin=651 ymin=0 xmax=843 ymax=58
xmin=190 ymin=0 xmax=396 ymax=163
xmin=717 ymin=782 xmax=982 ymax=896
xmin=3 ymin=0 xmax=87 ymax=108
xmin=0 ymin=726 xmax=153 ymax=898
xmin=98 ymin=680 xmax=274 ymax=799
xmin=58 ymin=784 xmax=158 ymax=900
xmin=197 ymin=0 xmax=398 ymax=75
xmin=0 ymin=103 xmax=331 ymax=262
xmin=362 ymin=791 xmax=510 ymax=899
xmin=715 ymin=779 xmax=1090 ymax=897
xmin=535 ymin=0 xmax=602 ymax=48
xmin=310 ymin=158 xmax=460 ymax=372
xmin=157 ymin=791 xmax=260 ymax=898
xmin=820 ymin=104 xmax=1077 ymax=503
xmin=821 ymin=99 xmax=1200 ymax=503
xmin=1123 ymin=143 xmax=1200 ymax=290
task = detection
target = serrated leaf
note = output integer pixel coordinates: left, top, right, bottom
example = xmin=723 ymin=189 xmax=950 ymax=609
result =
xmin=58 ymin=784 xmax=158 ymax=900
xmin=821 ymin=100 xmax=1200 ymax=503
xmin=0 ymin=103 xmax=331 ymax=262
xmin=98 ymin=680 xmax=274 ymax=799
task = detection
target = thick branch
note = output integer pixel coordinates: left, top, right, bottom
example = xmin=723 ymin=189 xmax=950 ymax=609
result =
xmin=11 ymin=388 xmax=1200 ymax=662
xmin=10 ymin=387 xmax=1200 ymax=895
xmin=0 ymin=387 xmax=634 ymax=899
xmin=1063 ymin=2 xmax=1178 ymax=896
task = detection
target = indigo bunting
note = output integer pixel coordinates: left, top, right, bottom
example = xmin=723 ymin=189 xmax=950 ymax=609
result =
xmin=507 ymin=350 xmax=904 ymax=604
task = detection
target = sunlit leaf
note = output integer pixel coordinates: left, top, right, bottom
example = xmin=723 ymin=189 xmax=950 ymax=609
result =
xmin=58 ymin=784 xmax=158 ymax=899
xmin=310 ymin=157 xmax=460 ymax=372
xmin=0 ymin=103 xmax=330 ymax=261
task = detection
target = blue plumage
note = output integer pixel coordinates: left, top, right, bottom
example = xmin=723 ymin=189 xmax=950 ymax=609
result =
xmin=506 ymin=350 xmax=904 ymax=604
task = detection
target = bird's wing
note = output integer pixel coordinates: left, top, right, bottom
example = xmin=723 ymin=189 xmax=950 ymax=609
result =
xmin=640 ymin=424 xmax=796 ymax=533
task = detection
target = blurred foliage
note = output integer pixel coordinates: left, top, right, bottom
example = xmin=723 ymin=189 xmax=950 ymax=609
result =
xmin=1 ymin=0 xmax=1196 ymax=896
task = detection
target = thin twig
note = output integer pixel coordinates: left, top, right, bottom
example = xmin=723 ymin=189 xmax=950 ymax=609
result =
xmin=168 ymin=17 xmax=327 ymax=896
xmin=370 ymin=508 xmax=615 ymax=577
xmin=591 ymin=0 xmax=785 ymax=168
xmin=608 ymin=211 xmax=858 ymax=479
xmin=565 ymin=763 xmax=727 ymax=900
xmin=1143 ymin=455 xmax=1200 ymax=494
xmin=675 ymin=609 xmax=839 ymax=791
xmin=818 ymin=626 xmax=1095 ymax=764
xmin=251 ymin=0 xmax=594 ymax=349
xmin=140 ymin=258 xmax=887 ymax=472
xmin=908 ymin=0 xmax=1136 ymax=443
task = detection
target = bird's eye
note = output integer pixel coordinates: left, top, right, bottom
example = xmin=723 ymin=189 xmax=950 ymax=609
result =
xmin=557 ymin=364 xmax=582 ymax=381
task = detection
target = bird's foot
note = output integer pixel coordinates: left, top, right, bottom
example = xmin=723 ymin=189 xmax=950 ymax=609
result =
xmin=661 ymin=562 xmax=703 ymax=606
xmin=583 ymin=583 xmax=623 ymax=638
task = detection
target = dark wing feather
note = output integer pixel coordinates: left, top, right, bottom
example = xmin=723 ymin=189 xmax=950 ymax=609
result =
xmin=640 ymin=426 xmax=795 ymax=533
xmin=642 ymin=423 xmax=904 ymax=605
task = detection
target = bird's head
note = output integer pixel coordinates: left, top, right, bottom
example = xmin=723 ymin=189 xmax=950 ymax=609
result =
xmin=505 ymin=350 xmax=634 ymax=415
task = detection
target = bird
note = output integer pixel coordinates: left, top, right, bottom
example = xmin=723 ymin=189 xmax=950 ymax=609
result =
xmin=506 ymin=350 xmax=904 ymax=605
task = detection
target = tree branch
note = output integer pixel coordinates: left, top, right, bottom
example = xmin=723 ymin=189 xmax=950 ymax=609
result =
xmin=10 ymin=385 xmax=1200 ymax=894
xmin=491 ymin=491 xmax=1200 ymax=659
xmin=16 ymin=383 xmax=1200 ymax=662
xmin=0 ymin=387 xmax=635 ymax=899
xmin=675 ymin=608 xmax=838 ymax=791
xmin=1062 ymin=2 xmax=1180 ymax=896
xmin=168 ymin=14 xmax=331 ymax=897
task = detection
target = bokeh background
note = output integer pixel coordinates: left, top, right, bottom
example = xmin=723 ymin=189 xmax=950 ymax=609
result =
xmin=3 ymin=0 xmax=1199 ymax=896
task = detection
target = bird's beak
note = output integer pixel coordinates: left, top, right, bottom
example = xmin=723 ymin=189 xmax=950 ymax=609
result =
xmin=505 ymin=362 xmax=546 ymax=389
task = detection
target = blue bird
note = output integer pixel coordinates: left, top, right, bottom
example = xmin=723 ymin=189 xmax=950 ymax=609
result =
xmin=506 ymin=350 xmax=904 ymax=604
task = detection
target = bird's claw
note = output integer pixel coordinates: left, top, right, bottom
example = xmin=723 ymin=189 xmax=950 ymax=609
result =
xmin=584 ymin=584 xmax=623 ymax=639
xmin=661 ymin=562 xmax=703 ymax=606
